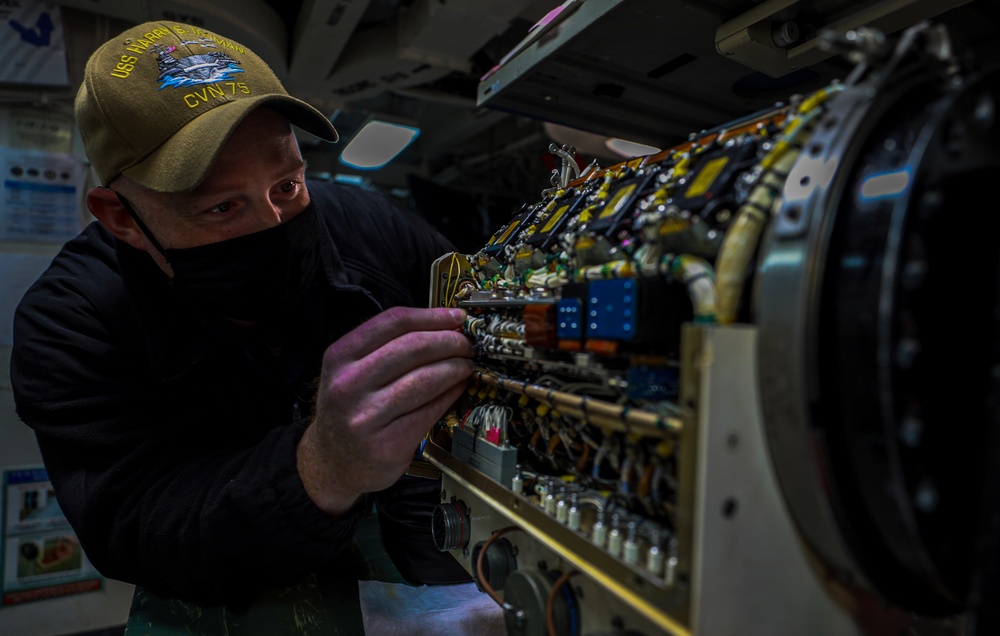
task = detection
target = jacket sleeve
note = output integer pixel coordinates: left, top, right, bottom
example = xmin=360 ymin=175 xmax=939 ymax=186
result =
xmin=9 ymin=229 xmax=369 ymax=607
xmin=309 ymin=182 xmax=474 ymax=585
xmin=312 ymin=181 xmax=457 ymax=307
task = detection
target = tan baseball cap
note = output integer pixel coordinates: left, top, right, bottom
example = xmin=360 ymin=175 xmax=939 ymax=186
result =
xmin=75 ymin=21 xmax=338 ymax=192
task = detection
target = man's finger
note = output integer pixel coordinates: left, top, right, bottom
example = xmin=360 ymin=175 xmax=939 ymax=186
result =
xmin=369 ymin=357 xmax=474 ymax=423
xmin=366 ymin=379 xmax=471 ymax=479
xmin=358 ymin=329 xmax=474 ymax=388
xmin=328 ymin=306 xmax=467 ymax=361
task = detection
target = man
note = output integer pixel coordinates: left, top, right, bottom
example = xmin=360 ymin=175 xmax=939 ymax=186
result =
xmin=9 ymin=19 xmax=478 ymax=613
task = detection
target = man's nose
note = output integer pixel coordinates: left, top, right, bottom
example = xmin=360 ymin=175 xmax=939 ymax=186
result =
xmin=253 ymin=196 xmax=285 ymax=228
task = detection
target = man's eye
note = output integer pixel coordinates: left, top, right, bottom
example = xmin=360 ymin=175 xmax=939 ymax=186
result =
xmin=279 ymin=181 xmax=298 ymax=193
xmin=208 ymin=202 xmax=233 ymax=214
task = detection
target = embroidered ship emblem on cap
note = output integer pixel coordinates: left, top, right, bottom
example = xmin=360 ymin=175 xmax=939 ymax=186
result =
xmin=155 ymin=38 xmax=244 ymax=89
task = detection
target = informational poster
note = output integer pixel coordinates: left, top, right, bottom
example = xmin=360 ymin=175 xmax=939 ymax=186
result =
xmin=1 ymin=468 xmax=102 ymax=605
xmin=0 ymin=148 xmax=86 ymax=243
xmin=6 ymin=108 xmax=74 ymax=154
xmin=0 ymin=1 xmax=69 ymax=86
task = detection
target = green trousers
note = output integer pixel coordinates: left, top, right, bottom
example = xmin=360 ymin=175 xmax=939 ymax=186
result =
xmin=124 ymin=510 xmax=410 ymax=636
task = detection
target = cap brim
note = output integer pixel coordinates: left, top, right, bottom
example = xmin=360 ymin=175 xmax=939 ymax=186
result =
xmin=122 ymin=95 xmax=338 ymax=193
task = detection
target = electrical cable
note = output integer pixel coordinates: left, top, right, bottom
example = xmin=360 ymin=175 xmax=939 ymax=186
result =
xmin=476 ymin=525 xmax=522 ymax=606
xmin=475 ymin=370 xmax=684 ymax=436
xmin=546 ymin=569 xmax=581 ymax=636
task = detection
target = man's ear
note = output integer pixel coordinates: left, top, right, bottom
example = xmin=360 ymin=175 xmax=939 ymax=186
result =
xmin=87 ymin=187 xmax=147 ymax=251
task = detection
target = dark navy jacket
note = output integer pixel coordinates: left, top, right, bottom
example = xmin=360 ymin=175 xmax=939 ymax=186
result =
xmin=10 ymin=180 xmax=468 ymax=606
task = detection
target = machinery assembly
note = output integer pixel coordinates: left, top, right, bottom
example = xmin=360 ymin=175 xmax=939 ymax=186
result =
xmin=419 ymin=15 xmax=1000 ymax=636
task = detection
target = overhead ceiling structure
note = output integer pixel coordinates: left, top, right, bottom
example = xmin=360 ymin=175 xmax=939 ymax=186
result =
xmin=49 ymin=0 xmax=1000 ymax=224
xmin=54 ymin=0 xmax=568 ymax=204
xmin=279 ymin=0 xmax=558 ymax=196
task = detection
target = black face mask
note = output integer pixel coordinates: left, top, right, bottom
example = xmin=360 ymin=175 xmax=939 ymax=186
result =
xmin=116 ymin=192 xmax=321 ymax=324
xmin=166 ymin=205 xmax=321 ymax=323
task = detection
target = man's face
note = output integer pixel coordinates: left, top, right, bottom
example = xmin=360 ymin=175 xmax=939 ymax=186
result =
xmin=117 ymin=107 xmax=311 ymax=256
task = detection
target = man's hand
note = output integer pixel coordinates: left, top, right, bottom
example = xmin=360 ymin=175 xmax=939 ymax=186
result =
xmin=298 ymin=306 xmax=474 ymax=515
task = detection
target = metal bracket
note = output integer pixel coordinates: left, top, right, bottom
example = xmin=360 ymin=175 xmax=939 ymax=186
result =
xmin=715 ymin=0 xmax=971 ymax=77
